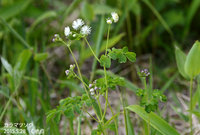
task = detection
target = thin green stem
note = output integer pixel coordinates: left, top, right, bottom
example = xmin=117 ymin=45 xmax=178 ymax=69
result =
xmin=75 ymin=75 xmax=89 ymax=89
xmin=105 ymin=24 xmax=111 ymax=56
xmin=84 ymin=109 xmax=99 ymax=123
xmin=100 ymin=24 xmax=111 ymax=135
xmin=143 ymin=77 xmax=150 ymax=135
xmin=101 ymin=25 xmax=111 ymax=122
xmin=0 ymin=85 xmax=19 ymax=121
xmin=68 ymin=46 xmax=88 ymax=95
xmin=97 ymin=96 xmax=103 ymax=118
xmin=148 ymin=114 xmax=150 ymax=135
xmin=189 ymin=78 xmax=193 ymax=135
xmin=119 ymin=89 xmax=128 ymax=135
xmin=103 ymin=95 xmax=119 ymax=135
xmin=80 ymin=39 xmax=105 ymax=126
xmin=102 ymin=67 xmax=108 ymax=120
xmin=61 ymin=40 xmax=101 ymax=121
xmin=84 ymin=38 xmax=101 ymax=63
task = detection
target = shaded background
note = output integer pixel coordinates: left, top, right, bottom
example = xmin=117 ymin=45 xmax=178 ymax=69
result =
xmin=0 ymin=0 xmax=200 ymax=134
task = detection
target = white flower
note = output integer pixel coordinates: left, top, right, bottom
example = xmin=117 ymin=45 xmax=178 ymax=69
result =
xmin=72 ymin=19 xmax=84 ymax=30
xmin=73 ymin=34 xmax=76 ymax=37
xmin=91 ymin=92 xmax=95 ymax=95
xmin=70 ymin=64 xmax=75 ymax=69
xmin=89 ymin=84 xmax=92 ymax=88
xmin=106 ymin=19 xmax=112 ymax=24
xmin=65 ymin=70 xmax=69 ymax=76
xmin=111 ymin=12 xmax=119 ymax=23
xmin=52 ymin=38 xmax=55 ymax=42
xmin=64 ymin=27 xmax=71 ymax=37
xmin=80 ymin=25 xmax=91 ymax=35
xmin=54 ymin=34 xmax=59 ymax=38
xmin=90 ymin=88 xmax=94 ymax=92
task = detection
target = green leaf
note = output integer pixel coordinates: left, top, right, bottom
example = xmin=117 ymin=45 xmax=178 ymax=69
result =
xmin=184 ymin=41 xmax=200 ymax=78
xmin=1 ymin=57 xmax=13 ymax=75
xmin=118 ymin=54 xmax=127 ymax=63
xmin=34 ymin=52 xmax=49 ymax=62
xmin=81 ymin=1 xmax=94 ymax=21
xmin=108 ymin=47 xmax=136 ymax=63
xmin=0 ymin=86 xmax=9 ymax=98
xmin=122 ymin=46 xmax=128 ymax=53
xmin=100 ymin=33 xmax=125 ymax=53
xmin=95 ymin=69 xmax=138 ymax=92
xmin=175 ymin=46 xmax=189 ymax=79
xmin=108 ymin=50 xmax=117 ymax=60
xmin=125 ymin=52 xmax=136 ymax=62
xmin=29 ymin=11 xmax=57 ymax=33
xmin=184 ymin=0 xmax=200 ymax=36
xmin=93 ymin=4 xmax=118 ymax=15
xmin=142 ymin=0 xmax=173 ymax=37
xmin=127 ymin=105 xmax=180 ymax=135
xmin=100 ymin=55 xmax=111 ymax=68
xmin=126 ymin=110 xmax=135 ymax=135
xmin=104 ymin=112 xmax=120 ymax=127
xmin=46 ymin=109 xmax=57 ymax=123
xmin=81 ymin=33 xmax=125 ymax=61
xmin=14 ymin=49 xmax=32 ymax=71
xmin=91 ymin=129 xmax=99 ymax=135
xmin=0 ymin=0 xmax=31 ymax=20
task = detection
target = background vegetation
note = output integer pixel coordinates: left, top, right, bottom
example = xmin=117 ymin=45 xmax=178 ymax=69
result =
xmin=0 ymin=0 xmax=200 ymax=134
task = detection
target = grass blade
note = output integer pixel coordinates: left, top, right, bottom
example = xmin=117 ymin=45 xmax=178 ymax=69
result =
xmin=90 ymin=15 xmax=105 ymax=81
xmin=0 ymin=0 xmax=31 ymax=20
xmin=127 ymin=105 xmax=180 ymax=135
xmin=183 ymin=0 xmax=200 ymax=37
xmin=77 ymin=115 xmax=82 ymax=135
xmin=142 ymin=0 xmax=173 ymax=38
xmin=0 ymin=17 xmax=31 ymax=49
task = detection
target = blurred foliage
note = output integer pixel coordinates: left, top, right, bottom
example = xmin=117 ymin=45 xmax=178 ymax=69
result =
xmin=0 ymin=0 xmax=200 ymax=134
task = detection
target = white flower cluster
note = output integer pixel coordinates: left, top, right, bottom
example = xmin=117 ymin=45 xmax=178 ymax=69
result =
xmin=65 ymin=64 xmax=75 ymax=76
xmin=106 ymin=12 xmax=119 ymax=24
xmin=89 ymin=80 xmax=100 ymax=96
xmin=64 ymin=18 xmax=91 ymax=38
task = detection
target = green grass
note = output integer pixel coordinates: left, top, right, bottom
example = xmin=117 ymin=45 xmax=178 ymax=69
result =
xmin=0 ymin=0 xmax=200 ymax=134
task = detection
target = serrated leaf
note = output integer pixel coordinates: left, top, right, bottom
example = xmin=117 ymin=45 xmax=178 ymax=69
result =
xmin=34 ymin=52 xmax=48 ymax=62
xmin=118 ymin=54 xmax=127 ymax=63
xmin=125 ymin=52 xmax=136 ymax=62
xmin=64 ymin=108 xmax=74 ymax=118
xmin=55 ymin=112 xmax=61 ymax=123
xmin=46 ymin=109 xmax=57 ymax=123
xmin=109 ymin=51 xmax=117 ymax=60
xmin=100 ymin=55 xmax=111 ymax=68
xmin=122 ymin=46 xmax=128 ymax=53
